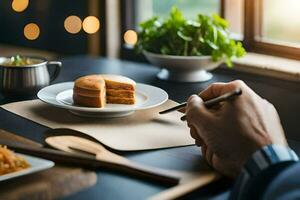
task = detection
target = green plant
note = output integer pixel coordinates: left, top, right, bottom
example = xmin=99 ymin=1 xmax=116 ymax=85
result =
xmin=136 ymin=7 xmax=246 ymax=67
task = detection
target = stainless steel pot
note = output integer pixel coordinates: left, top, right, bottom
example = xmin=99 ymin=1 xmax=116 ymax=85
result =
xmin=0 ymin=56 xmax=62 ymax=96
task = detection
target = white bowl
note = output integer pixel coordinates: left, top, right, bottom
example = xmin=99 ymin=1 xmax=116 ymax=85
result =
xmin=143 ymin=51 xmax=223 ymax=82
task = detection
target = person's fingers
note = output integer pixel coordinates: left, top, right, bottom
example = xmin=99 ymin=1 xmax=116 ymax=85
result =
xmin=190 ymin=126 xmax=205 ymax=146
xmin=191 ymin=127 xmax=205 ymax=147
xmin=195 ymin=139 xmax=202 ymax=147
xmin=187 ymin=94 xmax=199 ymax=103
xmin=201 ymin=143 xmax=207 ymax=158
xmin=199 ymin=82 xmax=226 ymax=101
xmin=201 ymin=144 xmax=216 ymax=169
xmin=190 ymin=126 xmax=198 ymax=139
xmin=205 ymin=147 xmax=214 ymax=166
xmin=186 ymin=95 xmax=213 ymax=142
xmin=178 ymin=107 xmax=186 ymax=113
xmin=199 ymin=80 xmax=247 ymax=101
xmin=186 ymin=95 xmax=211 ymax=121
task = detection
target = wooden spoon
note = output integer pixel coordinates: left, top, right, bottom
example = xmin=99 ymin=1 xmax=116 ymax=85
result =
xmin=45 ymin=129 xmax=220 ymax=198
xmin=45 ymin=135 xmax=180 ymax=185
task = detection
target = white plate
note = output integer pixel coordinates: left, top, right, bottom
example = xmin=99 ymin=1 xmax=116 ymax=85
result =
xmin=37 ymin=82 xmax=168 ymax=117
xmin=0 ymin=154 xmax=54 ymax=182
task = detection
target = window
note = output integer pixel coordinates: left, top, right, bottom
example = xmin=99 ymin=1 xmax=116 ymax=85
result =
xmin=223 ymin=0 xmax=244 ymax=40
xmin=259 ymin=0 xmax=300 ymax=46
xmin=245 ymin=0 xmax=300 ymax=60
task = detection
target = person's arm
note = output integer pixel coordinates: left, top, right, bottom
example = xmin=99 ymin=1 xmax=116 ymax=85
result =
xmin=261 ymin=161 xmax=300 ymax=199
xmin=184 ymin=80 xmax=294 ymax=199
xmin=230 ymin=144 xmax=299 ymax=200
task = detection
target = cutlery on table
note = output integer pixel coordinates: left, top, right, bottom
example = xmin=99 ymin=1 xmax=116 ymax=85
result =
xmin=0 ymin=138 xmax=179 ymax=185
xmin=45 ymin=134 xmax=180 ymax=185
xmin=159 ymin=88 xmax=242 ymax=121
xmin=45 ymin=129 xmax=221 ymax=198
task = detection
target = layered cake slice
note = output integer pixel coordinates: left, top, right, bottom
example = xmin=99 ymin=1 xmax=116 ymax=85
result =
xmin=73 ymin=74 xmax=136 ymax=107
xmin=73 ymin=75 xmax=106 ymax=107
xmin=102 ymin=74 xmax=136 ymax=105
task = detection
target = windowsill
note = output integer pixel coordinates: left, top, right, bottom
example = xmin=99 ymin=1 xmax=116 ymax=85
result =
xmin=231 ymin=52 xmax=300 ymax=82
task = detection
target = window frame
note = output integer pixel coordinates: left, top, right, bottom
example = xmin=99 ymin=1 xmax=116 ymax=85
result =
xmin=244 ymin=0 xmax=300 ymax=60
xmin=120 ymin=0 xmax=143 ymax=61
xmin=88 ymin=0 xmax=107 ymax=56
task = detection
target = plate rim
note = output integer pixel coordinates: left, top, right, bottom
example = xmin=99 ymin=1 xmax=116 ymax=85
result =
xmin=0 ymin=153 xmax=55 ymax=182
xmin=37 ymin=82 xmax=168 ymax=113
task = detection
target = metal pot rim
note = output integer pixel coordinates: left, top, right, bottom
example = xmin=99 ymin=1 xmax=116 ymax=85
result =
xmin=0 ymin=56 xmax=48 ymax=68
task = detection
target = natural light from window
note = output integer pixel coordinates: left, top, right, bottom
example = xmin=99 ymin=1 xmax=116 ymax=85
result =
xmin=261 ymin=0 xmax=300 ymax=46
xmin=135 ymin=0 xmax=220 ymax=27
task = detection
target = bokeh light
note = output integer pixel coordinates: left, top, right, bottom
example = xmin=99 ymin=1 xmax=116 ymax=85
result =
xmin=124 ymin=30 xmax=138 ymax=45
xmin=64 ymin=15 xmax=82 ymax=34
xmin=24 ymin=23 xmax=40 ymax=40
xmin=12 ymin=0 xmax=29 ymax=12
xmin=82 ymin=16 xmax=100 ymax=34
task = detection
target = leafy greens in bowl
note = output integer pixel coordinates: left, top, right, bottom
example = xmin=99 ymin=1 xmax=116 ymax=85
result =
xmin=136 ymin=7 xmax=246 ymax=67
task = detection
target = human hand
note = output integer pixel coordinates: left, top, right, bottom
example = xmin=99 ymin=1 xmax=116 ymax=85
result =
xmin=185 ymin=80 xmax=287 ymax=177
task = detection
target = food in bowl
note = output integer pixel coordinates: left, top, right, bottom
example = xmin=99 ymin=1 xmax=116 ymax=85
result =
xmin=0 ymin=146 xmax=30 ymax=175
xmin=73 ymin=74 xmax=136 ymax=108
xmin=1 ymin=55 xmax=40 ymax=67
xmin=135 ymin=7 xmax=245 ymax=67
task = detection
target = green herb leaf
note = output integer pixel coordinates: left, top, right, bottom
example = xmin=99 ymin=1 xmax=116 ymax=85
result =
xmin=135 ymin=7 xmax=246 ymax=67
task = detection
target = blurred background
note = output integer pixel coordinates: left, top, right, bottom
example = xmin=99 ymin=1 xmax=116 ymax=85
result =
xmin=0 ymin=0 xmax=299 ymax=61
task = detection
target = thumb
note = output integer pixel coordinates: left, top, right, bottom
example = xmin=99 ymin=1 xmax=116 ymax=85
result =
xmin=186 ymin=95 xmax=211 ymax=122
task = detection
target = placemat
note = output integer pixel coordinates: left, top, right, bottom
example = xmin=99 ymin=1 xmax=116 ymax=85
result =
xmin=1 ymin=100 xmax=194 ymax=151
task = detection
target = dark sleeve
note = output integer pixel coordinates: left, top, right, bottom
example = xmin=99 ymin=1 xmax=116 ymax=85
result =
xmin=261 ymin=162 xmax=300 ymax=200
xmin=230 ymin=145 xmax=299 ymax=200
xmin=240 ymin=162 xmax=300 ymax=200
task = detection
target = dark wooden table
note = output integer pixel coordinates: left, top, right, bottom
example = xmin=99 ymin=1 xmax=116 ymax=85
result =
xmin=1 ymin=56 xmax=300 ymax=200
